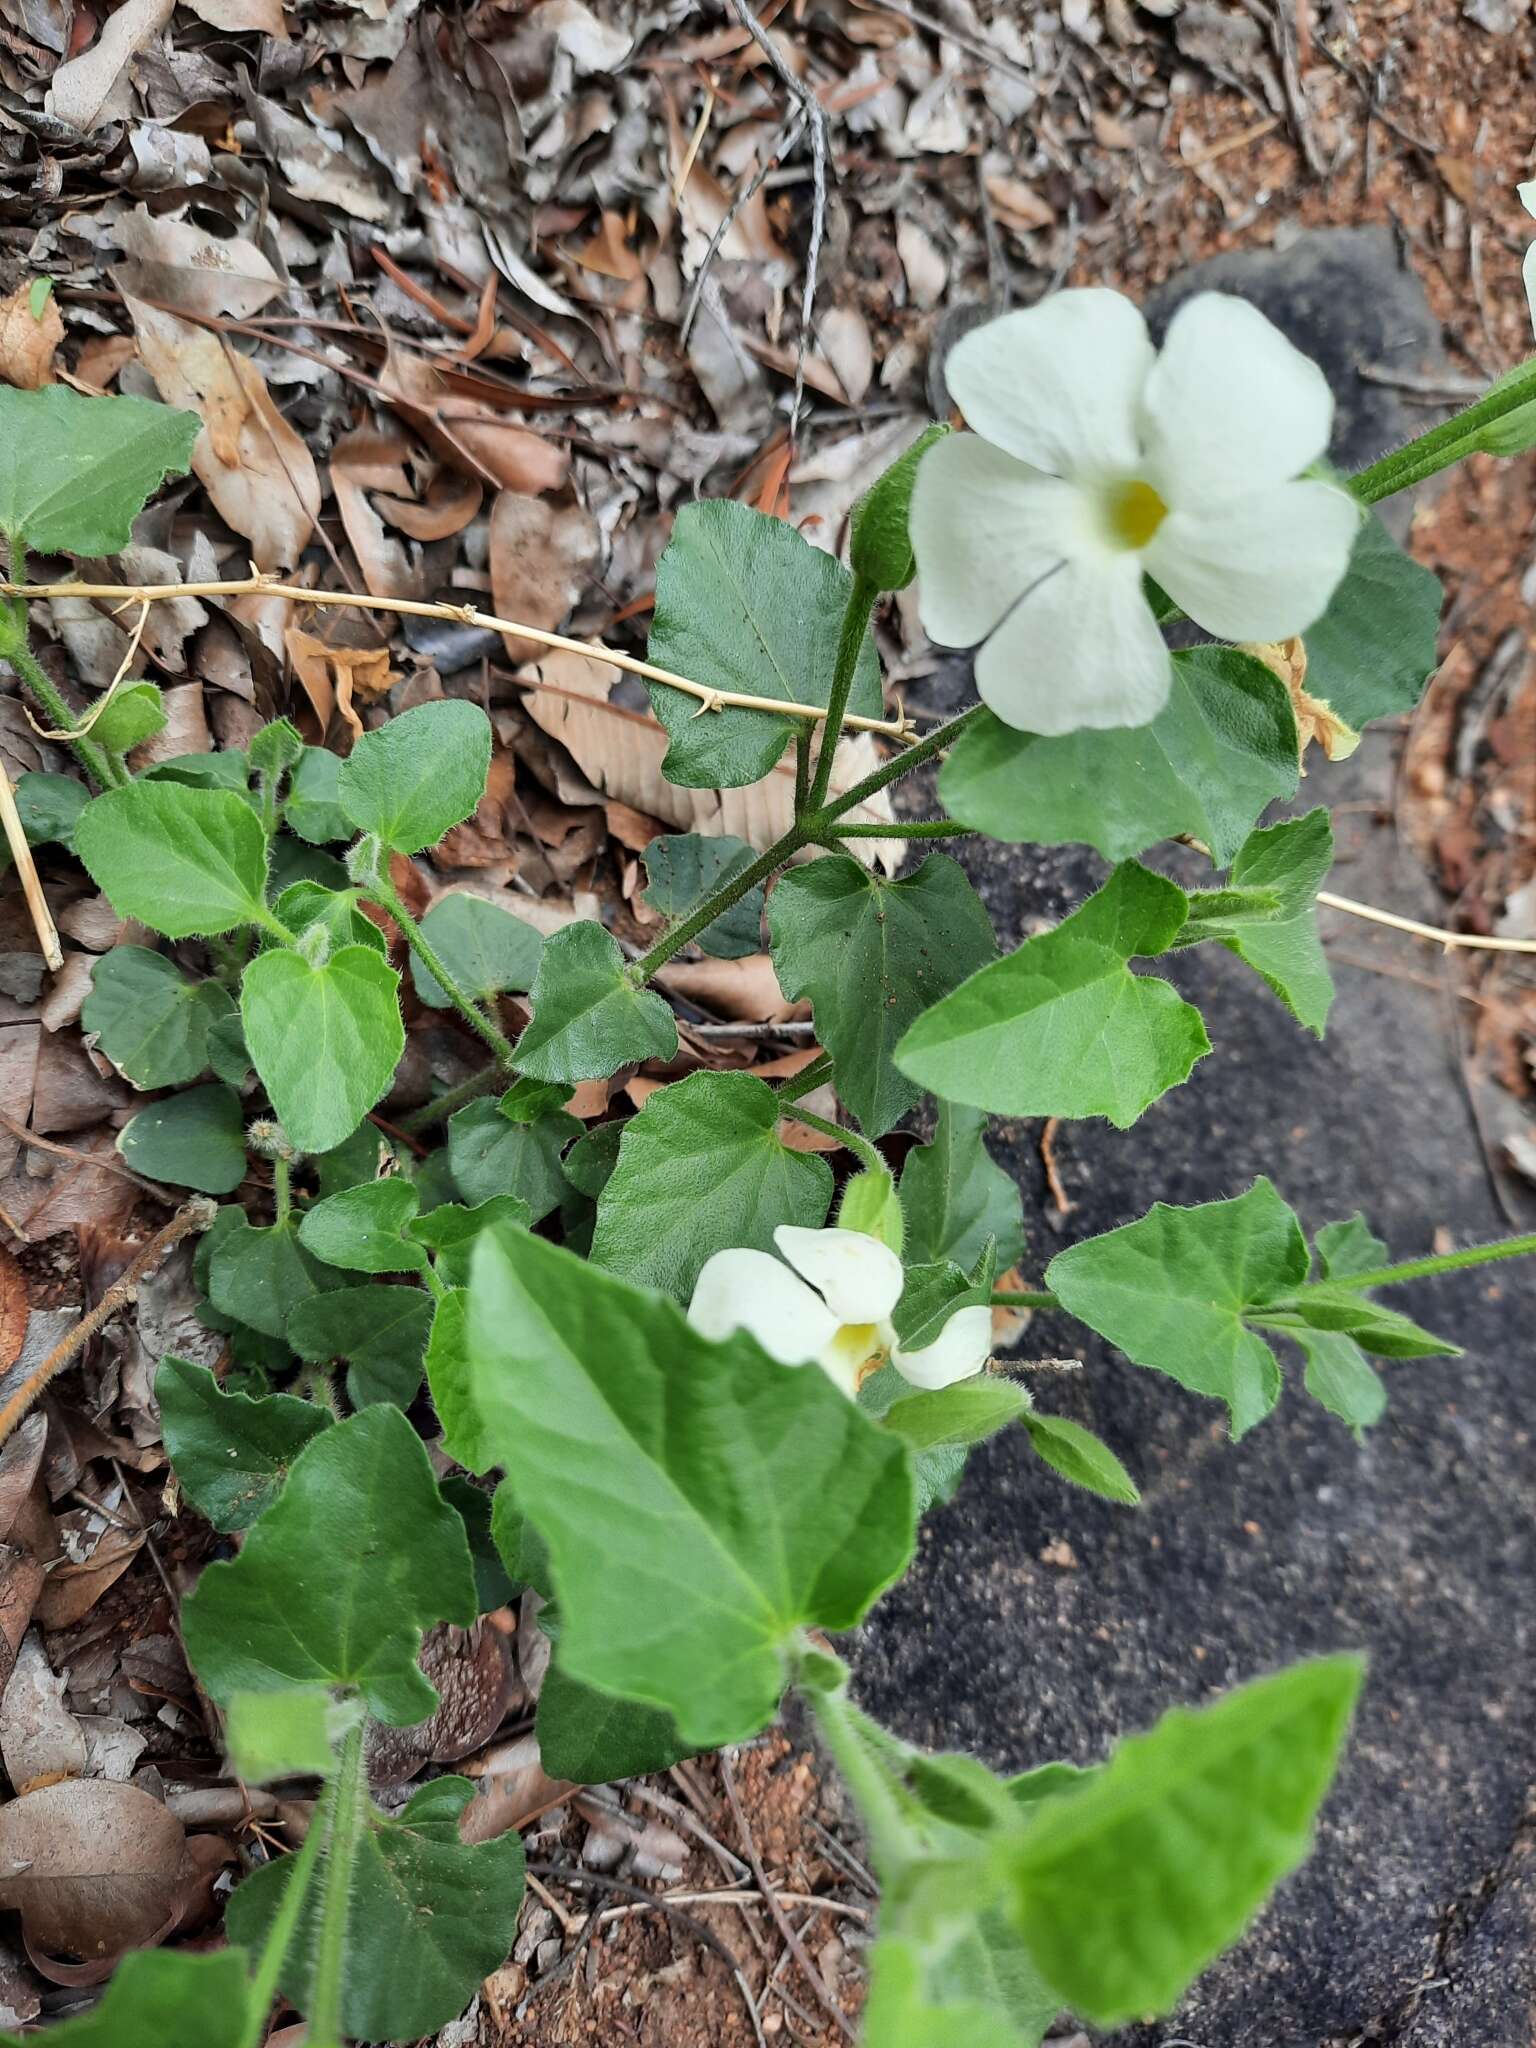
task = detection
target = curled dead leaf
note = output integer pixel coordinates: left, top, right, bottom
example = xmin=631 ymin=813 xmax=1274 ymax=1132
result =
xmin=0 ymin=284 xmax=63 ymax=391
xmin=0 ymin=1778 xmax=189 ymax=1964
xmin=379 ymin=342 xmax=569 ymax=498
xmin=1241 ymin=635 xmax=1360 ymax=769
xmin=123 ymin=295 xmax=320 ymax=571
xmin=365 ymin=1619 xmax=520 ymax=1787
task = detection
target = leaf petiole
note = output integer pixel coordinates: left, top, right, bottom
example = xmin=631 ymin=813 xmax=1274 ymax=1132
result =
xmin=306 ymin=1715 xmax=367 ymax=2048
xmin=806 ymin=569 xmax=877 ymax=812
xmin=1307 ymin=1231 xmax=1536 ymax=1294
xmin=782 ymin=1102 xmax=884 ymax=1175
xmin=360 ymin=848 xmax=520 ymax=1075
xmin=237 ymin=1781 xmax=330 ymax=2048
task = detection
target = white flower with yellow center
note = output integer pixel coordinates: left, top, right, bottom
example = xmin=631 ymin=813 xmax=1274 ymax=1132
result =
xmin=687 ymin=1225 xmax=991 ymax=1399
xmin=910 ymin=287 xmax=1361 ymax=737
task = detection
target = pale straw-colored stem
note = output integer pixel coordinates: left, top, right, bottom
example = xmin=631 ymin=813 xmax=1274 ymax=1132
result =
xmin=0 ymin=576 xmax=920 ymax=744
xmin=1318 ymin=890 xmax=1536 ymax=956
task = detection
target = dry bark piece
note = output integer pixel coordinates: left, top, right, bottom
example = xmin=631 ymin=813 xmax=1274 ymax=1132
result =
xmin=0 ymin=1778 xmax=189 ymax=1963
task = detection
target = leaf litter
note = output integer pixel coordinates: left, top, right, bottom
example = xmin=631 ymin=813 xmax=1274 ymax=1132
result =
xmin=0 ymin=0 xmax=1530 ymax=2035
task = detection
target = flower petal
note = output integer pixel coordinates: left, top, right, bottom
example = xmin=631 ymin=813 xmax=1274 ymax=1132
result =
xmin=944 ymin=289 xmax=1154 ymax=479
xmin=974 ymin=550 xmax=1172 ymax=736
xmin=910 ymin=433 xmax=1088 ymax=648
xmin=687 ymin=1248 xmax=840 ymax=1367
xmin=773 ymin=1226 xmax=905 ymax=1326
xmin=1524 ymin=234 xmax=1536 ymax=339
xmin=892 ymin=1304 xmax=993 ymax=1391
xmin=1141 ymin=293 xmax=1334 ymax=503
xmin=1145 ymin=478 xmax=1361 ymax=644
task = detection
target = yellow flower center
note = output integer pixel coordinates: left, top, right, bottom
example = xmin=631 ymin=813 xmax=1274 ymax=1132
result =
xmin=827 ymin=1322 xmax=885 ymax=1384
xmin=1105 ymin=478 xmax=1169 ymax=550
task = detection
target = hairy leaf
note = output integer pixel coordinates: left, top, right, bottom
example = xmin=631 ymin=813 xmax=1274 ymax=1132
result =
xmin=851 ymin=423 xmax=949 ymax=591
xmin=411 ymin=892 xmax=544 ymax=1007
xmin=118 ymin=1083 xmax=246 ymax=1194
xmin=182 ymin=1405 xmax=476 ymax=1723
xmin=447 ymin=1099 xmax=579 ymax=1219
xmin=1046 ymin=1179 xmax=1309 ymax=1438
xmin=895 ymin=863 xmax=1207 ymax=1128
xmin=646 ymin=499 xmax=881 ymax=787
xmin=770 ymin=854 xmax=996 ymax=1136
xmin=590 ymin=1070 xmax=832 ymax=1300
xmin=409 ymin=1195 xmax=532 ymax=1288
xmin=228 ymin=1775 xmax=524 ymax=2041
xmin=83 ymin=947 xmax=233 ymax=1089
xmin=298 ymin=1179 xmax=426 ymax=1275
xmin=939 ymin=648 xmax=1298 ymax=866
xmin=0 ymin=385 xmax=199 ymax=555
xmin=283 ymin=744 xmax=351 ymax=843
xmin=157 ymin=1355 xmax=329 ymax=1531
xmin=465 ymin=1225 xmax=915 ymax=1745
xmin=514 ymin=921 xmax=677 ymax=1084
xmin=76 ymin=783 xmax=271 ymax=938
xmin=241 ymin=944 xmax=404 ymax=1155
xmin=337 ymin=699 xmax=492 ymax=853
xmin=208 ymin=1216 xmax=344 ymax=1340
xmin=641 ymin=832 xmax=765 ymax=959
xmin=1304 ymin=512 xmax=1443 ymax=728
xmin=899 ymin=1102 xmax=1024 ymax=1274
xmin=1021 ymin=1411 xmax=1140 ymax=1504
xmin=536 ymin=1660 xmax=694 ymax=1785
xmin=1178 ymin=810 xmax=1334 ymax=1034
xmin=287 ymin=1285 xmax=434 ymax=1409
xmin=1005 ymin=1658 xmax=1364 ymax=2026
xmin=0 ymin=1947 xmax=250 ymax=2048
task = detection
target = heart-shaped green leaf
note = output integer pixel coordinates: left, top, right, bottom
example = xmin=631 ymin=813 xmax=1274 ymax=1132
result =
xmin=590 ymin=1070 xmax=832 ymax=1301
xmin=226 ymin=1776 xmax=523 ymax=2040
xmin=770 ymin=853 xmax=996 ymax=1137
xmin=182 ymin=1404 xmax=476 ymax=1723
xmin=241 ymin=944 xmax=404 ymax=1155
xmin=283 ymin=745 xmax=352 ymax=843
xmin=75 ymin=783 xmax=272 ymax=939
xmin=899 ymin=1102 xmax=1024 ymax=1274
xmin=157 ymin=1355 xmax=330 ymax=1531
xmin=298 ymin=1179 xmax=425 ymax=1275
xmin=0 ymin=385 xmax=200 ymax=555
xmin=336 ymin=700 xmax=492 ymax=853
xmin=464 ymin=1224 xmax=915 ymax=1746
xmin=1176 ymin=810 xmax=1334 ymax=1034
xmin=409 ymin=892 xmax=544 ymax=1007
xmin=117 ymin=1083 xmax=247 ymax=1195
xmin=646 ymin=499 xmax=881 ymax=788
xmin=641 ymin=833 xmax=766 ymax=959
xmin=83 ymin=947 xmax=234 ymax=1090
xmin=1046 ymin=1178 xmax=1310 ymax=1438
xmin=895 ymin=863 xmax=1207 ymax=1128
xmin=287 ymin=1285 xmax=434 ymax=1409
xmin=447 ymin=1100 xmax=579 ymax=1219
xmin=208 ymin=1216 xmax=344 ymax=1340
xmin=939 ymin=647 xmax=1299 ymax=867
xmin=1303 ymin=512 xmax=1443 ymax=728
xmin=514 ymin=921 xmax=677 ymax=1085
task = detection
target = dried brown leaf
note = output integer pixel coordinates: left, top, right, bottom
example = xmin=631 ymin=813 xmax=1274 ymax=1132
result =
xmin=0 ymin=1778 xmax=188 ymax=1962
xmin=518 ymin=650 xmax=900 ymax=867
xmin=332 ymin=431 xmax=421 ymax=603
xmin=123 ymin=296 xmax=320 ymax=571
xmin=378 ymin=343 xmax=569 ymax=497
xmin=0 ymin=1550 xmax=44 ymax=1696
xmin=114 ymin=208 xmax=285 ymax=323
xmin=0 ymin=285 xmax=63 ymax=391
xmin=373 ymin=470 xmax=483 ymax=543
xmin=656 ymin=954 xmax=800 ymax=1024
xmin=45 ymin=0 xmax=173 ymax=133
xmin=366 ymin=1620 xmax=519 ymax=1787
xmin=0 ymin=1244 xmax=27 ymax=1374
xmin=488 ymin=492 xmax=599 ymax=663
xmin=35 ymin=1524 xmax=143 ymax=1631
xmin=1 ymin=1631 xmax=87 ymax=1794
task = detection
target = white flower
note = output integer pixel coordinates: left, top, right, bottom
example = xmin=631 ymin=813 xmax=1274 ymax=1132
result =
xmin=687 ymin=1225 xmax=991 ymax=1399
xmin=1521 ymin=181 xmax=1536 ymax=333
xmin=910 ymin=288 xmax=1361 ymax=737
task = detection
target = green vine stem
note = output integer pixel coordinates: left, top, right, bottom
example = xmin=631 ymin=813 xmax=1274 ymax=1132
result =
xmin=236 ymin=1785 xmax=330 ymax=2048
xmin=774 ymin=1051 xmax=833 ymax=1103
xmin=832 ymin=818 xmax=975 ymax=841
xmin=272 ymin=1154 xmax=292 ymax=1229
xmin=990 ymin=1288 xmax=1059 ymax=1311
xmin=1349 ymin=359 xmax=1536 ymax=503
xmin=794 ymin=726 xmax=812 ymax=816
xmin=1319 ymin=1231 xmax=1536 ymax=1293
xmin=0 ymin=611 xmax=119 ymax=791
xmin=397 ymin=1064 xmax=502 ymax=1137
xmin=784 ymin=1102 xmax=885 ymax=1174
xmin=807 ymin=570 xmax=877 ymax=811
xmin=360 ymin=847 xmax=520 ymax=1074
xmin=306 ymin=1716 xmax=367 ymax=2048
xmin=798 ymin=1655 xmax=923 ymax=1871
xmin=630 ymin=702 xmax=988 ymax=985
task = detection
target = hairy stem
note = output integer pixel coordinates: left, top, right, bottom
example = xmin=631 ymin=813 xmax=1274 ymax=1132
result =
xmin=784 ymin=1102 xmax=884 ymax=1174
xmin=307 ymin=1717 xmax=366 ymax=2048
xmin=990 ymin=1288 xmax=1059 ymax=1310
xmin=799 ymin=1660 xmax=920 ymax=1873
xmin=272 ymin=1154 xmax=291 ymax=1230
xmin=1350 ymin=359 xmax=1536 ymax=503
xmin=794 ymin=725 xmax=811 ymax=816
xmin=632 ymin=703 xmax=987 ymax=984
xmin=364 ymin=856 xmax=520 ymax=1074
xmin=1324 ymin=1232 xmax=1536 ymax=1293
xmin=237 ymin=1788 xmax=330 ymax=2048
xmin=0 ymin=628 xmax=119 ymax=790
xmin=832 ymin=818 xmax=975 ymax=841
xmin=807 ymin=571 xmax=876 ymax=811
xmin=774 ymin=1051 xmax=833 ymax=1103
xmin=398 ymin=1064 xmax=502 ymax=1136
